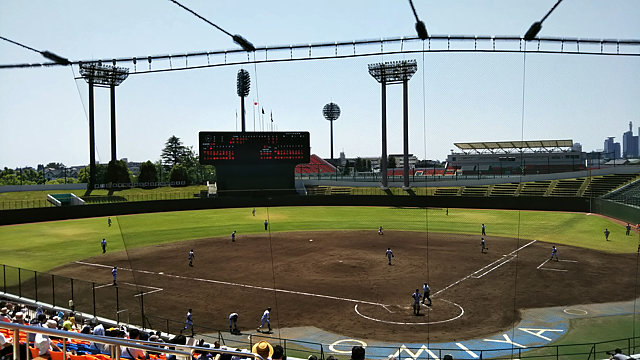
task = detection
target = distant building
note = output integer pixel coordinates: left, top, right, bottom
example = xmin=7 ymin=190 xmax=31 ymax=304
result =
xmin=622 ymin=121 xmax=639 ymax=158
xmin=603 ymin=137 xmax=621 ymax=159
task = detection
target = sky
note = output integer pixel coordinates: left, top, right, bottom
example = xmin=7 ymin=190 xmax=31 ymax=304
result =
xmin=1 ymin=0 xmax=639 ymax=169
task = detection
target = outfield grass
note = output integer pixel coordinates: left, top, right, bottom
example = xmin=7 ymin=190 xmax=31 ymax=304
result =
xmin=521 ymin=315 xmax=640 ymax=359
xmin=0 ymin=185 xmax=207 ymax=209
xmin=0 ymin=206 xmax=635 ymax=273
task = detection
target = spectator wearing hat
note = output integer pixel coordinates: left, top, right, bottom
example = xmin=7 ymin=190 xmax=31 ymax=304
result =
xmin=35 ymin=319 xmax=62 ymax=358
xmin=350 ymin=346 xmax=365 ymax=360
xmin=12 ymin=312 xmax=26 ymax=325
xmin=252 ymin=341 xmax=274 ymax=360
xmin=0 ymin=308 xmax=10 ymax=323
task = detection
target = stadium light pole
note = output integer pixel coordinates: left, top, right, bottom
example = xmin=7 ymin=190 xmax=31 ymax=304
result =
xmin=368 ymin=60 xmax=418 ymax=189
xmin=322 ymin=103 xmax=341 ymax=161
xmin=237 ymin=69 xmax=251 ymax=132
xmin=79 ymin=63 xmax=130 ymax=193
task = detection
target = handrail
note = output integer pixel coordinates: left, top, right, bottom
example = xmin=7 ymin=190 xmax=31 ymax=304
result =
xmin=0 ymin=322 xmax=264 ymax=360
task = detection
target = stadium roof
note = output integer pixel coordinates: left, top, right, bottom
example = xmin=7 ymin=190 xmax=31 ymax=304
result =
xmin=454 ymin=140 xmax=574 ymax=153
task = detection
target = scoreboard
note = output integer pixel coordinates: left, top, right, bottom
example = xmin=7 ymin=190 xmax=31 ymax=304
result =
xmin=199 ymin=131 xmax=310 ymax=165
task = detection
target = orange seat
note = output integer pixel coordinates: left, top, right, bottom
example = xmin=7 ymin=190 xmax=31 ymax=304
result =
xmin=70 ymin=354 xmax=86 ymax=360
xmin=50 ymin=351 xmax=64 ymax=360
xmin=30 ymin=346 xmax=40 ymax=358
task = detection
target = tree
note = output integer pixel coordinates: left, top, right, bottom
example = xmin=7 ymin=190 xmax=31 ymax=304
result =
xmin=78 ymin=164 xmax=107 ymax=184
xmin=387 ymin=156 xmax=397 ymax=169
xmin=138 ymin=161 xmax=158 ymax=187
xmin=169 ymin=164 xmax=189 ymax=186
xmin=45 ymin=162 xmax=65 ymax=170
xmin=105 ymin=160 xmax=131 ymax=189
xmin=161 ymin=136 xmax=189 ymax=167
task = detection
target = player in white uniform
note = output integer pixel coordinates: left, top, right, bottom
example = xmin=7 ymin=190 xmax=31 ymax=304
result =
xmin=422 ymin=283 xmax=432 ymax=306
xmin=258 ymin=307 xmax=271 ymax=332
xmin=411 ymin=289 xmax=422 ymax=315
xmin=229 ymin=312 xmax=239 ymax=334
xmin=386 ymin=248 xmax=394 ymax=265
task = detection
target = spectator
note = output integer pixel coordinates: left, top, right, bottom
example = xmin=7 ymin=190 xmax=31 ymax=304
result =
xmin=122 ymin=328 xmax=146 ymax=360
xmin=13 ymin=312 xmax=26 ymax=325
xmin=35 ymin=319 xmax=62 ymax=358
xmin=0 ymin=308 xmax=10 ymax=323
xmin=62 ymin=315 xmax=73 ymax=331
xmin=91 ymin=322 xmax=108 ymax=353
xmin=28 ymin=313 xmax=47 ymax=344
xmin=443 ymin=355 xmax=453 ymax=360
xmin=609 ymin=348 xmax=629 ymax=360
xmin=272 ymin=345 xmax=284 ymax=360
xmin=252 ymin=341 xmax=273 ymax=360
xmin=350 ymin=346 xmax=365 ymax=360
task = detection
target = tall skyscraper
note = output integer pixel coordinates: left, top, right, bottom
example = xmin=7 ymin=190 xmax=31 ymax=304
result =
xmin=603 ymin=136 xmax=620 ymax=159
xmin=622 ymin=121 xmax=639 ymax=158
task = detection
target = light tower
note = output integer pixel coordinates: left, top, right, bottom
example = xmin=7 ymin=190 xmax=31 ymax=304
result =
xmin=322 ymin=102 xmax=341 ymax=161
xmin=79 ymin=62 xmax=129 ymax=193
xmin=368 ymin=60 xmax=417 ymax=189
xmin=236 ymin=69 xmax=251 ymax=132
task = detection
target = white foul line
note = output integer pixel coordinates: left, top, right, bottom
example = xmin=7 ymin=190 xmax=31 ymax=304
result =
xmin=74 ymin=261 xmax=387 ymax=307
xmin=539 ymin=268 xmax=568 ymax=272
xmin=537 ymin=258 xmax=550 ymax=269
xmin=433 ymin=240 xmax=537 ymax=297
xmin=456 ymin=342 xmax=479 ymax=359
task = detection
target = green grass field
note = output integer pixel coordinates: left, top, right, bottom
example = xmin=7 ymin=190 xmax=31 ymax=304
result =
xmin=0 ymin=206 xmax=635 ymax=272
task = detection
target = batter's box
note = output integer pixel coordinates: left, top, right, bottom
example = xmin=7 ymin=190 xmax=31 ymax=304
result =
xmin=537 ymin=258 xmax=578 ymax=272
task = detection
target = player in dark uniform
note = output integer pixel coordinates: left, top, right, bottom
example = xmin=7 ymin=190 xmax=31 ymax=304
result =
xmin=231 ymin=230 xmax=236 ymax=242
xmin=604 ymin=228 xmax=610 ymax=241
xmin=101 ymin=238 xmax=107 ymax=254
xmin=551 ymin=246 xmax=558 ymax=261
xmin=481 ymin=238 xmax=487 ymax=254
xmin=481 ymin=224 xmax=486 ymax=236
xmin=411 ymin=289 xmax=422 ymax=315
xmin=189 ymin=249 xmax=195 ymax=267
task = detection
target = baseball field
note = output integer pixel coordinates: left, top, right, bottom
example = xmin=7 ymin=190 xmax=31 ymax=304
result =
xmin=1 ymin=206 xmax=639 ymax=351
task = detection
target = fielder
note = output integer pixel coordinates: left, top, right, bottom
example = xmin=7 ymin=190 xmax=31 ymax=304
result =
xmin=481 ymin=223 xmax=486 ymax=236
xmin=189 ymin=249 xmax=195 ymax=267
xmin=258 ymin=307 xmax=272 ymax=332
xmin=604 ymin=228 xmax=610 ymax=241
xmin=101 ymin=238 xmax=107 ymax=254
xmin=550 ymin=246 xmax=558 ymax=261
xmin=229 ymin=312 xmax=239 ymax=334
xmin=111 ymin=266 xmax=117 ymax=285
xmin=378 ymin=226 xmax=384 ymax=235
xmin=481 ymin=238 xmax=487 ymax=254
xmin=386 ymin=248 xmax=394 ymax=265
xmin=184 ymin=309 xmax=194 ymax=336
xmin=231 ymin=230 xmax=237 ymax=242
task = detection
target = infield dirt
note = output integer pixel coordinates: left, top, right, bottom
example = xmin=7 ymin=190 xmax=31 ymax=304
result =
xmin=48 ymin=230 xmax=637 ymax=342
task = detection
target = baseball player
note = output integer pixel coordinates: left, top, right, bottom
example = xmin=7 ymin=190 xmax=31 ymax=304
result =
xmin=231 ymin=230 xmax=237 ymax=242
xmin=411 ymin=289 xmax=422 ymax=315
xmin=189 ymin=249 xmax=195 ymax=267
xmin=481 ymin=238 xmax=487 ymax=254
xmin=604 ymin=228 xmax=610 ymax=241
xmin=101 ymin=238 xmax=107 ymax=254
xmin=264 ymin=220 xmax=269 ymax=231
xmin=229 ymin=312 xmax=239 ymax=334
xmin=107 ymin=217 xmax=112 ymax=227
xmin=184 ymin=309 xmax=194 ymax=336
xmin=252 ymin=208 xmax=256 ymax=216
xmin=481 ymin=224 xmax=486 ymax=236
xmin=626 ymin=223 xmax=631 ymax=236
xmin=378 ymin=226 xmax=384 ymax=235
xmin=111 ymin=266 xmax=117 ymax=285
xmin=422 ymin=283 xmax=432 ymax=306
xmin=551 ymin=246 xmax=558 ymax=261
xmin=258 ymin=307 xmax=272 ymax=332
xmin=386 ymin=248 xmax=394 ymax=265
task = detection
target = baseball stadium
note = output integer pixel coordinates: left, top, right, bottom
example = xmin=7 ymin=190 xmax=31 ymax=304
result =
xmin=2 ymin=2 xmax=640 ymax=360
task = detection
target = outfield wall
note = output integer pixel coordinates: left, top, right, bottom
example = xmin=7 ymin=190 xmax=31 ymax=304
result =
xmin=593 ymin=199 xmax=640 ymax=224
xmin=0 ymin=195 xmax=590 ymax=225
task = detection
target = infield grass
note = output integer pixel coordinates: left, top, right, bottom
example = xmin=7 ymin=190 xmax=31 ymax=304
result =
xmin=0 ymin=206 xmax=636 ymax=273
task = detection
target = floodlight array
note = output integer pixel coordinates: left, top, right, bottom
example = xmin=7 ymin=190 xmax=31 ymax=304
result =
xmin=368 ymin=60 xmax=418 ymax=84
xmin=79 ymin=63 xmax=130 ymax=86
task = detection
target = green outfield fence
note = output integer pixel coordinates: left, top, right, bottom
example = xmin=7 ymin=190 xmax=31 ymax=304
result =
xmin=2 ymin=263 xmax=640 ymax=360
xmin=0 ymin=191 xmax=196 ymax=210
